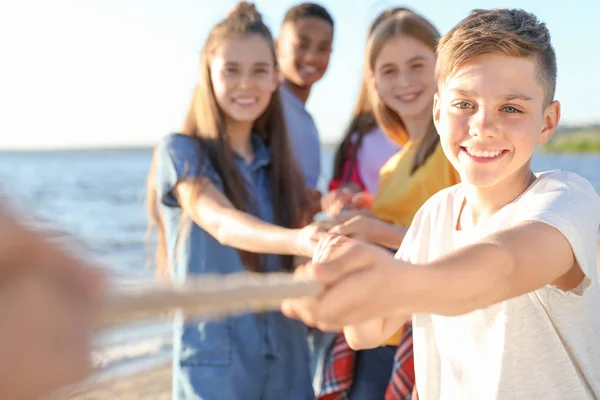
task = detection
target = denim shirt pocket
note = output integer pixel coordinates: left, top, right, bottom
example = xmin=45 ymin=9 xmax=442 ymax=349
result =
xmin=180 ymin=318 xmax=233 ymax=367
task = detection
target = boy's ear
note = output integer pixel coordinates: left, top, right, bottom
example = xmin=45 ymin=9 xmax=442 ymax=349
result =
xmin=538 ymin=100 xmax=561 ymax=145
xmin=433 ymin=92 xmax=441 ymax=134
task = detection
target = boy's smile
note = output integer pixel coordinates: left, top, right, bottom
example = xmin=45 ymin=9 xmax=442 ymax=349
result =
xmin=434 ymin=53 xmax=560 ymax=191
xmin=460 ymin=146 xmax=508 ymax=163
xmin=277 ymin=17 xmax=333 ymax=88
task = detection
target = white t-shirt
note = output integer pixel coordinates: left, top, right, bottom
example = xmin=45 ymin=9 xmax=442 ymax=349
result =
xmin=396 ymin=170 xmax=600 ymax=400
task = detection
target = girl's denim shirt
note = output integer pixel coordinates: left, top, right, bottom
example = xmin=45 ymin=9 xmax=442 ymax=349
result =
xmin=155 ymin=133 xmax=313 ymax=399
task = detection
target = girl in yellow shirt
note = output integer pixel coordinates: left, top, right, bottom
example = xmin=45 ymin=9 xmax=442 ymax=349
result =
xmin=317 ymin=10 xmax=459 ymax=400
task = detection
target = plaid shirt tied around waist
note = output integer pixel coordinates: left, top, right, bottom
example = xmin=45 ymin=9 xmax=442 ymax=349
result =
xmin=318 ymin=320 xmax=415 ymax=400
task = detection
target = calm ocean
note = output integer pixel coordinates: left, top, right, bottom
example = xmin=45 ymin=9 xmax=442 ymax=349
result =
xmin=1 ymin=147 xmax=599 ymax=275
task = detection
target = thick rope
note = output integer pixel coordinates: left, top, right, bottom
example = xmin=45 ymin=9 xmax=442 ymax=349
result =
xmin=101 ymin=272 xmax=321 ymax=327
xmin=48 ymin=272 xmax=321 ymax=399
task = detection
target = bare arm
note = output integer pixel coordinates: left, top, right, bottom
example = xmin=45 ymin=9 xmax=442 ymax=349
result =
xmin=368 ymin=222 xmax=408 ymax=249
xmin=343 ymin=313 xmax=410 ymax=350
xmin=329 ymin=216 xmax=408 ymax=250
xmin=337 ymin=254 xmax=419 ymax=350
xmin=0 ymin=202 xmax=103 ymax=399
xmin=321 ymin=221 xmax=580 ymax=349
xmin=347 ymin=221 xmax=580 ymax=347
xmin=418 ymin=220 xmax=580 ymax=316
xmin=174 ymin=179 xmax=314 ymax=257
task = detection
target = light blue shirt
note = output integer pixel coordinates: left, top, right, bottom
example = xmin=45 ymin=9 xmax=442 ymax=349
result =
xmin=280 ymin=85 xmax=321 ymax=189
xmin=155 ymin=133 xmax=313 ymax=399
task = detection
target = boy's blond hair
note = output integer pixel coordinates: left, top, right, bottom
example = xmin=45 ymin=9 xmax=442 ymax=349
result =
xmin=436 ymin=8 xmax=557 ymax=106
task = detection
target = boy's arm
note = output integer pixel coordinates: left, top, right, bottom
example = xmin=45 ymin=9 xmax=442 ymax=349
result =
xmin=404 ymin=174 xmax=599 ymax=316
xmin=418 ymin=220 xmax=581 ymax=316
xmin=339 ymin=219 xmax=580 ymax=348
xmin=284 ymin=177 xmax=597 ymax=342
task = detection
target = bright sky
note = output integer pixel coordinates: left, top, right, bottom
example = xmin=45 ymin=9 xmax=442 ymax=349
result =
xmin=1 ymin=0 xmax=598 ymax=149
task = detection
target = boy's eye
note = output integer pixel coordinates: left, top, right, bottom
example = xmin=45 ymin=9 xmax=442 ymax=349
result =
xmin=502 ymin=106 xmax=522 ymax=114
xmin=224 ymin=66 xmax=239 ymax=74
xmin=453 ymin=101 xmax=473 ymax=109
xmin=410 ymin=63 xmax=424 ymax=70
xmin=254 ymin=67 xmax=269 ymax=74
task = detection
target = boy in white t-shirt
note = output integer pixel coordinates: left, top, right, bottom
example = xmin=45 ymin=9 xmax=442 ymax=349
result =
xmin=283 ymin=8 xmax=600 ymax=400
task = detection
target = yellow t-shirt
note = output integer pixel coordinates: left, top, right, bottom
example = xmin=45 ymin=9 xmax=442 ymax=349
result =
xmin=373 ymin=140 xmax=461 ymax=346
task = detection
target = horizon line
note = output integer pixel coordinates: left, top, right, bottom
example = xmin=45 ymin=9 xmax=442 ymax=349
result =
xmin=0 ymin=142 xmax=341 ymax=153
xmin=2 ymin=124 xmax=598 ymax=153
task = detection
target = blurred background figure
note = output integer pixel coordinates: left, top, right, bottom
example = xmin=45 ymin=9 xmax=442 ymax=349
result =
xmin=0 ymin=202 xmax=103 ymax=400
xmin=320 ymin=7 xmax=406 ymax=218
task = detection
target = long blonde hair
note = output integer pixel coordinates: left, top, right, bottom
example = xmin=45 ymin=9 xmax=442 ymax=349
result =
xmin=332 ymin=7 xmax=415 ymax=183
xmin=146 ymin=2 xmax=309 ymax=277
xmin=366 ymin=11 xmax=441 ymax=174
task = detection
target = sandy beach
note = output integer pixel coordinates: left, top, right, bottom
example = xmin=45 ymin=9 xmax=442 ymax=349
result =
xmin=48 ymin=363 xmax=173 ymax=400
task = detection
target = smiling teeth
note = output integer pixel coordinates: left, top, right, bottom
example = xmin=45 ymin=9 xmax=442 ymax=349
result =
xmin=398 ymin=93 xmax=418 ymax=101
xmin=234 ymin=98 xmax=256 ymax=105
xmin=465 ymin=148 xmax=503 ymax=158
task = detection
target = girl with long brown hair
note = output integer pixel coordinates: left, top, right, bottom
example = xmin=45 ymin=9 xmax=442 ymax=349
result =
xmin=146 ymin=2 xmax=318 ymax=398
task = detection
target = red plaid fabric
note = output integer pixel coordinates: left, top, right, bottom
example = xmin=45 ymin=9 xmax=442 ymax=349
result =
xmin=318 ymin=320 xmax=415 ymax=400
xmin=385 ymin=321 xmax=415 ymax=400
xmin=318 ymin=332 xmax=355 ymax=400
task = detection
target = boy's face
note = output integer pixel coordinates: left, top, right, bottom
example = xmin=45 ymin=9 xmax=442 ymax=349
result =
xmin=434 ymin=53 xmax=560 ymax=189
xmin=277 ymin=17 xmax=333 ymax=88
